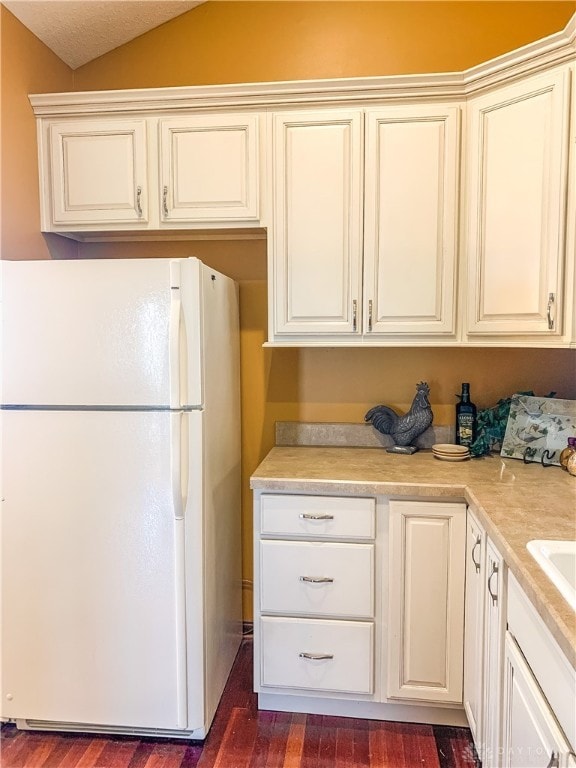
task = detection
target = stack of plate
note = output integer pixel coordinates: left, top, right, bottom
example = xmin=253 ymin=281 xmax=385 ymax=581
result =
xmin=432 ymin=443 xmax=470 ymax=462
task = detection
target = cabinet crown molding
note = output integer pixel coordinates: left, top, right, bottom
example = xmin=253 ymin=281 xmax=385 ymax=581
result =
xmin=29 ymin=14 xmax=575 ymax=117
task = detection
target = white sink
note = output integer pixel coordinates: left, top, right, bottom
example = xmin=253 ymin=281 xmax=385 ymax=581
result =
xmin=527 ymin=540 xmax=576 ymax=612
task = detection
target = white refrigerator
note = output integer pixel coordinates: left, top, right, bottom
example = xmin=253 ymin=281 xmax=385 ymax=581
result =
xmin=0 ymin=257 xmax=242 ymax=739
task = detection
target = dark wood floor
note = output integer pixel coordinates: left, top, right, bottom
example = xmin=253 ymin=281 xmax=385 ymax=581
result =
xmin=1 ymin=640 xmax=476 ymax=767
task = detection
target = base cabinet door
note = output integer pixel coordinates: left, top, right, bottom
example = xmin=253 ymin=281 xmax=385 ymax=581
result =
xmin=463 ymin=510 xmax=485 ymax=745
xmin=502 ymin=633 xmax=573 ymax=768
xmin=482 ymin=539 xmax=506 ymax=768
xmin=387 ymin=500 xmax=466 ymax=704
xmin=465 ymin=67 xmax=570 ymax=340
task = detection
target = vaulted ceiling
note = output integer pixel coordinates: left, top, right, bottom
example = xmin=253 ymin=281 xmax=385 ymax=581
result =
xmin=2 ymin=1 xmax=205 ymax=69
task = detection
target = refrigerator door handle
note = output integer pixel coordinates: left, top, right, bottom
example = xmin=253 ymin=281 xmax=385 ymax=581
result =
xmin=169 ymin=261 xmax=189 ymax=409
xmin=170 ymin=412 xmax=187 ymax=520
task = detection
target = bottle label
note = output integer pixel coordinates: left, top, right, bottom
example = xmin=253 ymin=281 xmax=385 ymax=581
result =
xmin=457 ymin=414 xmax=474 ymax=445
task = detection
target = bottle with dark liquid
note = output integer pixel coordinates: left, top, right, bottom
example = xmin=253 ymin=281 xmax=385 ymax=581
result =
xmin=456 ymin=383 xmax=476 ymax=446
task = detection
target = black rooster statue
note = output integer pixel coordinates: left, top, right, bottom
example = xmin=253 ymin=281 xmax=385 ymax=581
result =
xmin=365 ymin=382 xmax=433 ymax=454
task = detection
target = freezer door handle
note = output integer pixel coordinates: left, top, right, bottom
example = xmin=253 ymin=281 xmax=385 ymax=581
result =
xmin=169 ymin=261 xmax=189 ymax=409
xmin=170 ymin=412 xmax=188 ymax=520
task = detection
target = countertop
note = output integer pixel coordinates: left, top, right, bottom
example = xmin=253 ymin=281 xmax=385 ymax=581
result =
xmin=251 ymin=446 xmax=576 ymax=668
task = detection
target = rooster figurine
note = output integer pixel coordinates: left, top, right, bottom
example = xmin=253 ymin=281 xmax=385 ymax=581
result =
xmin=365 ymin=382 xmax=433 ymax=454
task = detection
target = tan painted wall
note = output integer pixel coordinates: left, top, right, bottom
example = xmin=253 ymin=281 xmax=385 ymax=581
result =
xmin=3 ymin=3 xmax=575 ymax=618
xmin=0 ymin=6 xmax=76 ymax=260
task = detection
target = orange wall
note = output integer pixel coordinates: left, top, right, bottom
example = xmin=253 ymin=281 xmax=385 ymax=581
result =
xmin=3 ymin=3 xmax=576 ymax=618
xmin=0 ymin=6 xmax=76 ymax=260
xmin=74 ymin=1 xmax=576 ymax=89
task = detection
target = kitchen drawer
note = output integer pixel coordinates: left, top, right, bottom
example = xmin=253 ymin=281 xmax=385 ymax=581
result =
xmin=260 ymin=540 xmax=374 ymax=618
xmin=260 ymin=616 xmax=374 ymax=694
xmin=260 ymin=494 xmax=375 ymax=539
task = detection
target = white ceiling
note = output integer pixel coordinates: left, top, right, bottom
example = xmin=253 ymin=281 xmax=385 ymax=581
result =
xmin=2 ymin=0 xmax=206 ymax=69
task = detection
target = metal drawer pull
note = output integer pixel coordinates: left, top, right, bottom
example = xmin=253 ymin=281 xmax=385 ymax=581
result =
xmin=162 ymin=185 xmax=169 ymax=217
xmin=487 ymin=562 xmax=499 ymax=606
xmin=352 ymin=299 xmax=357 ymax=332
xmin=299 ymin=513 xmax=334 ymax=520
xmin=135 ymin=185 xmax=143 ymax=217
xmin=299 ymin=652 xmax=334 ymax=661
xmin=300 ymin=576 xmax=334 ymax=583
xmin=546 ymin=751 xmax=559 ymax=768
xmin=471 ymin=535 xmax=481 ymax=573
xmin=368 ymin=299 xmax=373 ymax=332
xmin=547 ymin=293 xmax=555 ymax=330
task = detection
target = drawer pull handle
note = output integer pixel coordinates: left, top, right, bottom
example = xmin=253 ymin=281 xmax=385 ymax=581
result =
xmin=487 ymin=562 xmax=499 ymax=606
xmin=299 ymin=513 xmax=334 ymax=520
xmin=299 ymin=652 xmax=334 ymax=661
xmin=471 ymin=535 xmax=481 ymax=573
xmin=300 ymin=576 xmax=334 ymax=583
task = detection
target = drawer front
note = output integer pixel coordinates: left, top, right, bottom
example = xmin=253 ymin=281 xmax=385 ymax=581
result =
xmin=261 ymin=494 xmax=375 ymax=539
xmin=260 ymin=540 xmax=374 ymax=618
xmin=260 ymin=616 xmax=374 ymax=694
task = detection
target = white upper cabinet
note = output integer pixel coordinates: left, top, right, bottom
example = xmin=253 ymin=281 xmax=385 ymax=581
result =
xmin=269 ymin=104 xmax=460 ymax=342
xmin=363 ymin=105 xmax=459 ymax=337
xmin=38 ymin=112 xmax=261 ymax=234
xmin=270 ymin=109 xmax=364 ymax=336
xmin=465 ymin=67 xmax=571 ymax=340
xmin=159 ymin=114 xmax=259 ymax=222
xmin=47 ymin=119 xmax=148 ymax=227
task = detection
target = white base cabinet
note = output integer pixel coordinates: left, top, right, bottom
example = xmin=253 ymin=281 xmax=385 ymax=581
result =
xmin=253 ymin=491 xmax=468 ymax=726
xmin=463 ymin=510 xmax=507 ymax=768
xmin=387 ymin=500 xmax=466 ymax=704
xmin=503 ymin=633 xmax=573 ymax=768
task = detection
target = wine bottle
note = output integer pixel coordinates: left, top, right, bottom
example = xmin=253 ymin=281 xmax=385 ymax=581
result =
xmin=455 ymin=383 xmax=476 ymax=446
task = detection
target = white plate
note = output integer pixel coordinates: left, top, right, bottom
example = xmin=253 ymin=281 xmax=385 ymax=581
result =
xmin=433 ymin=454 xmax=470 ymax=462
xmin=432 ymin=443 xmax=469 ymax=455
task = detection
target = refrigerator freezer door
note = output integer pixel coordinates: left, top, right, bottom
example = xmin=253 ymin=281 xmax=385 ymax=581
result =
xmin=1 ymin=409 xmax=200 ymax=731
xmin=1 ymin=258 xmax=202 ymax=408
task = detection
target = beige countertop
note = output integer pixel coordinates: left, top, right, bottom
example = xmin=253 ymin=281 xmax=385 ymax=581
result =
xmin=251 ymin=446 xmax=576 ymax=668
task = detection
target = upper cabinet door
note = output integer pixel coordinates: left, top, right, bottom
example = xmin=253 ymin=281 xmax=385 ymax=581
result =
xmin=465 ymin=68 xmax=570 ymax=337
xmin=271 ymin=109 xmax=364 ymax=336
xmin=159 ymin=114 xmax=260 ymax=222
xmin=364 ymin=105 xmax=460 ymax=336
xmin=48 ymin=119 xmax=148 ymax=226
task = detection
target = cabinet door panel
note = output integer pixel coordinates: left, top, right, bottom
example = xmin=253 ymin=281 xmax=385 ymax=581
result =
xmin=364 ymin=106 xmax=459 ymax=335
xmin=503 ymin=633 xmax=572 ymax=768
xmin=49 ymin=120 xmax=148 ymax=226
xmin=160 ymin=114 xmax=259 ymax=221
xmin=463 ymin=511 xmax=485 ymax=746
xmin=272 ymin=110 xmax=363 ymax=335
xmin=466 ymin=68 xmax=569 ymax=336
xmin=482 ymin=540 xmax=506 ymax=768
xmin=388 ymin=500 xmax=466 ymax=704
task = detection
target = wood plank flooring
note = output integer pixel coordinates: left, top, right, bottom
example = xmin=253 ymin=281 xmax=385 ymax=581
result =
xmin=0 ymin=640 xmax=477 ymax=767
